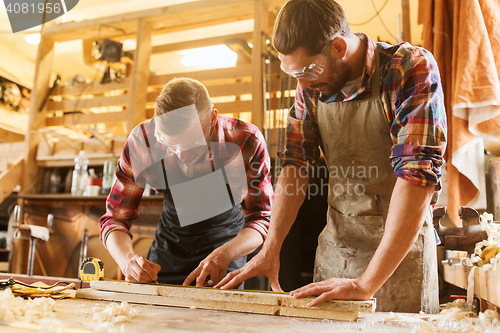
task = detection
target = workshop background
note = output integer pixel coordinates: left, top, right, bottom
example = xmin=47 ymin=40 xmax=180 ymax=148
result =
xmin=0 ymin=0 xmax=499 ymax=330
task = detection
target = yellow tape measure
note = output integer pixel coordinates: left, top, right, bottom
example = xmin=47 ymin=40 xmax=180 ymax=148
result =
xmin=79 ymin=257 xmax=104 ymax=281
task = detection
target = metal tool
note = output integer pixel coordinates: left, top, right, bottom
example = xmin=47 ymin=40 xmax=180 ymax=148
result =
xmin=433 ymin=206 xmax=488 ymax=255
xmin=80 ymin=257 xmax=104 ymax=281
xmin=0 ymin=277 xmax=15 ymax=289
xmin=11 ymin=207 xmax=51 ymax=276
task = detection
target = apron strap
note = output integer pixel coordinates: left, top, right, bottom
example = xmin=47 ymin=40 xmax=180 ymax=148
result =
xmin=370 ymin=42 xmax=381 ymax=97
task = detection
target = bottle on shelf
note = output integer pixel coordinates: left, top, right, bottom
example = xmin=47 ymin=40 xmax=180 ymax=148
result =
xmin=71 ymin=150 xmax=89 ymax=196
xmin=49 ymin=168 xmax=61 ymax=194
xmin=85 ymin=168 xmax=102 ymax=196
xmin=101 ymin=154 xmax=117 ymax=195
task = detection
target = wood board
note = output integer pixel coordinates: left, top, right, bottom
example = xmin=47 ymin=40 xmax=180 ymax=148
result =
xmin=442 ymin=262 xmax=500 ymax=308
xmin=75 ymin=280 xmax=375 ymax=321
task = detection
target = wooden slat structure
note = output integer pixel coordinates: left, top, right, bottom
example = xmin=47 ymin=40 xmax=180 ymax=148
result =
xmin=76 ymin=280 xmax=376 ymax=321
xmin=19 ymin=0 xmax=293 ymax=192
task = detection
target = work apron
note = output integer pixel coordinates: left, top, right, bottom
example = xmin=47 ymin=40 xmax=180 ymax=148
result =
xmin=313 ymin=43 xmax=439 ymax=313
xmin=146 ymin=151 xmax=247 ymax=286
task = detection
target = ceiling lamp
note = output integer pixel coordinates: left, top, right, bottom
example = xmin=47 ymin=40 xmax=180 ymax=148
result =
xmin=25 ymin=33 xmax=41 ymax=45
xmin=181 ymin=45 xmax=237 ymax=67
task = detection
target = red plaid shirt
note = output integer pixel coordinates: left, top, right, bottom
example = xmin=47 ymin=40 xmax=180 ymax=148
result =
xmin=100 ymin=115 xmax=273 ymax=246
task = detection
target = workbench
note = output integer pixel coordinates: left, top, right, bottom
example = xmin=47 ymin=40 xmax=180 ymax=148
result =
xmin=1 ymin=295 xmax=422 ymax=333
xmin=11 ymin=194 xmax=162 ymax=279
xmin=442 ymin=261 xmax=500 ymax=312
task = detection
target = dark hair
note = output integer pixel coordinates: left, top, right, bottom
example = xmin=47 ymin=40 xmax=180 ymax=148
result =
xmin=273 ymin=0 xmax=351 ymax=56
xmin=154 ymin=78 xmax=212 ymax=136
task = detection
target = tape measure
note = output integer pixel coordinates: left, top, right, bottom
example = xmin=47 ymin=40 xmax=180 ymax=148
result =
xmin=79 ymin=257 xmax=104 ymax=281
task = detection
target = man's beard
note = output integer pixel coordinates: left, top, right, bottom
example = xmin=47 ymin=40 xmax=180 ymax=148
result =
xmin=311 ymin=58 xmax=352 ymax=98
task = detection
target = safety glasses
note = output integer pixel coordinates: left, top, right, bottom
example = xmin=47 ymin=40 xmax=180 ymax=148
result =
xmin=155 ymin=131 xmax=207 ymax=155
xmin=280 ymin=41 xmax=331 ymax=81
xmin=154 ymin=105 xmax=216 ymax=155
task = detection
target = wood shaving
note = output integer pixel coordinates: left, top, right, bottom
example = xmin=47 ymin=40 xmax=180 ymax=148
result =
xmin=412 ymin=308 xmax=500 ymax=333
xmin=469 ymin=213 xmax=500 ymax=269
xmin=0 ymin=288 xmax=56 ymax=323
xmin=91 ymin=302 xmax=137 ymax=324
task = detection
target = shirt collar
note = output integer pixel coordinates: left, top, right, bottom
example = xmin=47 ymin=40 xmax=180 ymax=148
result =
xmin=348 ymin=33 xmax=377 ymax=100
xmin=323 ymin=33 xmax=376 ymax=103
xmin=212 ymin=115 xmax=229 ymax=159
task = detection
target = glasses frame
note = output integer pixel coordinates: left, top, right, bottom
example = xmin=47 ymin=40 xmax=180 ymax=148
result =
xmin=280 ymin=40 xmax=332 ymax=81
xmin=154 ymin=105 xmax=215 ymax=155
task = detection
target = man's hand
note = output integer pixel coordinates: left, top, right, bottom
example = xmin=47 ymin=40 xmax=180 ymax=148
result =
xmin=183 ymin=249 xmax=231 ymax=287
xmin=214 ymin=248 xmax=283 ymax=291
xmin=289 ymin=278 xmax=373 ymax=307
xmin=123 ymin=254 xmax=161 ymax=283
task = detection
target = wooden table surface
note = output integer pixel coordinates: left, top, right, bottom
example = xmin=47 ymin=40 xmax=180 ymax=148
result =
xmin=1 ymin=296 xmax=424 ymax=333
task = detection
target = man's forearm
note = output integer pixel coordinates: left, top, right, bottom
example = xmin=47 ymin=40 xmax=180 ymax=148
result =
xmin=263 ymin=164 xmax=309 ymax=252
xmin=358 ymin=178 xmax=435 ymax=296
xmin=105 ymin=230 xmax=136 ymax=271
xmin=216 ymin=228 xmax=263 ymax=261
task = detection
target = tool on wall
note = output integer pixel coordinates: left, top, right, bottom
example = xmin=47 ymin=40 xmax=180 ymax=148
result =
xmin=260 ymin=32 xmax=295 ymax=185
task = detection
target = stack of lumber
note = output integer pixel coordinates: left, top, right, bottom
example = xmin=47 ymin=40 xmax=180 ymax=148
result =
xmin=76 ymin=280 xmax=375 ymax=321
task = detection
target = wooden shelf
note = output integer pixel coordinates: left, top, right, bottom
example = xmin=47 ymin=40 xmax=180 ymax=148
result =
xmin=19 ymin=193 xmax=163 ymax=206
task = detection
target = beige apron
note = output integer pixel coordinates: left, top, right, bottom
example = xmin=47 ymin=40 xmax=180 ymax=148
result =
xmin=313 ymin=44 xmax=439 ymax=313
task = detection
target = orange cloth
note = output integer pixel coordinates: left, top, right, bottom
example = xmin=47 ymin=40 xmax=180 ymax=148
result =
xmin=419 ymin=0 xmax=500 ymax=225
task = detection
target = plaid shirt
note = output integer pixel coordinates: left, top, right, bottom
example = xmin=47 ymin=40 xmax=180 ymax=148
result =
xmin=100 ymin=115 xmax=273 ymax=246
xmin=280 ymin=33 xmax=447 ymax=204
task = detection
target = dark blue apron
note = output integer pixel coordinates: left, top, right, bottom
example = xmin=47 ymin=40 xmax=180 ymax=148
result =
xmin=143 ymin=153 xmax=247 ymax=285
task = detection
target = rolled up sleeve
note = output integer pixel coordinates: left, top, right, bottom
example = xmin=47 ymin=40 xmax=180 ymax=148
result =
xmin=389 ymin=47 xmax=447 ymax=203
xmin=242 ymin=128 xmax=273 ymax=240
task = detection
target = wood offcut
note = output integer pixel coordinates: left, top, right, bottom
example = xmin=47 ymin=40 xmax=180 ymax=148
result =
xmin=75 ymin=280 xmax=376 ymax=321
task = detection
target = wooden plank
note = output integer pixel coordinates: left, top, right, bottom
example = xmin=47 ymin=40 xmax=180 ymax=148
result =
xmin=128 ymin=19 xmax=153 ymax=134
xmin=147 ymin=82 xmax=253 ymax=102
xmin=46 ymin=95 xmax=129 ymax=112
xmin=474 ymin=267 xmax=500 ymax=308
xmin=215 ymin=101 xmax=252 ymax=114
xmin=45 ymin=111 xmax=128 ymax=127
xmin=87 ymin=280 xmax=375 ymax=315
xmin=149 ymin=65 xmax=253 ymax=87
xmin=251 ymin=0 xmax=268 ymax=131
xmin=146 ymin=98 xmax=282 ymax=115
xmin=50 ymin=78 xmax=131 ymax=97
xmin=0 ymin=128 xmax=25 ymax=142
xmin=402 ymin=0 xmax=412 ymax=43
xmin=0 ymin=156 xmax=23 ymax=205
xmin=442 ymin=262 xmax=469 ymax=290
xmin=486 ymin=158 xmax=500 ymax=220
xmin=22 ymin=35 xmax=54 ymax=195
xmin=42 ymin=0 xmax=254 ymax=43
xmin=76 ymin=288 xmax=360 ymax=321
xmin=152 ymin=32 xmax=253 ymax=54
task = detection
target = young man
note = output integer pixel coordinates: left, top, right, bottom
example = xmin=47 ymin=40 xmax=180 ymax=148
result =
xmin=217 ymin=0 xmax=447 ymax=313
xmin=100 ymin=78 xmax=273 ymax=287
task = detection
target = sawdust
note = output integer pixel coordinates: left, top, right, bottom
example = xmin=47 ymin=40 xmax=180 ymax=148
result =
xmin=411 ymin=308 xmax=500 ymax=333
xmin=469 ymin=213 xmax=500 ymax=270
xmin=0 ymin=288 xmax=56 ymax=322
xmin=91 ymin=302 xmax=138 ymax=324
